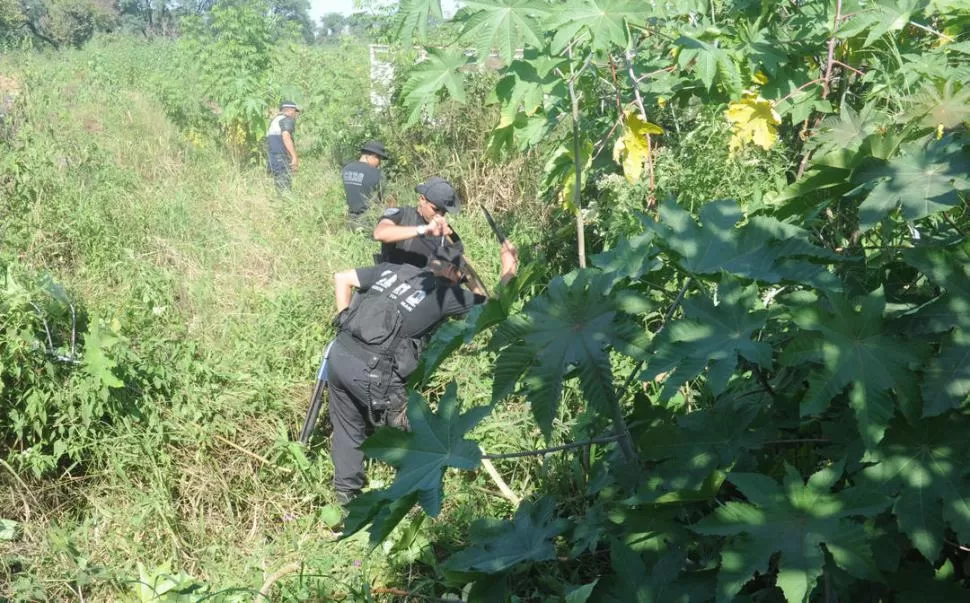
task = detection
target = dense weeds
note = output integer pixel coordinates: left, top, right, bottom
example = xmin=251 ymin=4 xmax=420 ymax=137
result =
xmin=5 ymin=0 xmax=966 ymax=597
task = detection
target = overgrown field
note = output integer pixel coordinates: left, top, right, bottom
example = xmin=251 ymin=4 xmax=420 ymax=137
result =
xmin=3 ymin=0 xmax=970 ymax=601
xmin=0 ymin=37 xmax=547 ymax=600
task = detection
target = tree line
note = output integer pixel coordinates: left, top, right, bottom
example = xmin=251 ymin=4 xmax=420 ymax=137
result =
xmin=0 ymin=0 xmax=392 ymax=49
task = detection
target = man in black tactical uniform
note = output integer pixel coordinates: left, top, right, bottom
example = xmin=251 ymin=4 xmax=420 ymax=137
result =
xmin=327 ymin=240 xmax=518 ymax=505
xmin=265 ymin=100 xmax=300 ymax=191
xmin=342 ymin=140 xmax=389 ymax=232
xmin=372 ymin=176 xmax=464 ymax=268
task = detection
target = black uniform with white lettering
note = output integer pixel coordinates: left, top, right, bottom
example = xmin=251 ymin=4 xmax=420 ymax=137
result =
xmin=341 ymin=160 xmax=383 ymax=216
xmin=328 ymin=263 xmax=483 ymax=500
xmin=376 ymin=206 xmax=464 ymax=267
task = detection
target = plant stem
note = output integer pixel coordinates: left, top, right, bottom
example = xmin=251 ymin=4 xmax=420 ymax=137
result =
xmin=609 ymin=278 xmax=693 ymax=465
xmin=567 ymin=48 xmax=587 ymax=268
xmin=662 ymin=279 xmax=691 ymax=327
xmin=754 ymin=365 xmax=779 ymax=402
xmin=482 ymin=436 xmax=622 ymax=460
xmin=610 ymin=373 xmax=640 ymax=464
xmin=833 ymin=60 xmax=865 ymax=76
xmin=259 ymin=562 xmax=301 ymax=600
xmin=909 ymin=20 xmax=955 ymax=41
xmin=776 ymin=78 xmax=824 ymax=105
xmin=213 ymin=434 xmax=292 ymax=474
xmin=822 ymin=0 xmax=843 ymax=98
xmin=0 ymin=457 xmax=40 ymax=508
xmin=479 ymin=457 xmax=521 ymax=504
xmin=624 ymin=48 xmax=656 ymax=205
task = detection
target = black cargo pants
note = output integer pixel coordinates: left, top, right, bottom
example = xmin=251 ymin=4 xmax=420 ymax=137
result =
xmin=327 ymin=339 xmax=408 ymax=500
xmin=267 ymin=152 xmax=292 ymax=191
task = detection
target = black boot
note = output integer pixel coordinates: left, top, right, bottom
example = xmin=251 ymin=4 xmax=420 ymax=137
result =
xmin=335 ymin=489 xmax=360 ymax=507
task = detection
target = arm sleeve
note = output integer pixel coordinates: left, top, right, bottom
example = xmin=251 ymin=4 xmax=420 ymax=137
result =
xmin=280 ymin=117 xmax=295 ymax=135
xmin=442 ymin=286 xmax=487 ymax=317
xmin=354 ymin=265 xmax=385 ymax=292
xmin=376 ymin=207 xmax=404 ymax=226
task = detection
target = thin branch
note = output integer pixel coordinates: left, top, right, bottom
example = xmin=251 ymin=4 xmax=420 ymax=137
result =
xmin=624 ymin=48 xmax=656 ymax=204
xmin=796 ymin=114 xmax=825 ymax=178
xmin=635 ymin=65 xmax=676 ymax=83
xmin=603 ymin=256 xmax=695 ymax=466
xmin=909 ymin=20 xmax=955 ymax=41
xmin=610 ymin=363 xmax=639 ymax=465
xmin=822 ymin=0 xmax=843 ymax=97
xmin=607 ymin=56 xmax=624 ymax=114
xmin=259 ymin=563 xmax=301 ymax=600
xmin=22 ymin=20 xmax=60 ymax=49
xmin=661 ymin=279 xmax=692 ymax=329
xmin=832 ymin=60 xmax=865 ymax=76
xmin=482 ymin=436 xmax=621 ymax=460
xmin=555 ymin=54 xmax=595 ymax=87
xmin=628 ymin=22 xmax=677 ymax=42
xmin=479 ymin=457 xmax=521 ymax=505
xmin=213 ymin=434 xmax=292 ymax=474
xmin=754 ymin=365 xmax=779 ymax=402
xmin=480 ymin=435 xmax=832 ymax=466
xmin=945 ymin=539 xmax=970 ymax=553
xmin=0 ymin=457 xmax=40 ymax=507
xmin=942 ymin=211 xmax=967 ymax=237
xmin=69 ymin=303 xmax=77 ymax=358
xmin=591 ymin=115 xmax=624 ymax=162
xmin=777 ymin=78 xmax=824 ymax=105
xmin=28 ymin=302 xmax=55 ymax=351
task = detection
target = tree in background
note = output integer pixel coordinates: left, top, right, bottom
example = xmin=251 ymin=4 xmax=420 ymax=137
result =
xmin=267 ymin=0 xmax=312 ymax=43
xmin=0 ymin=0 xmax=28 ymax=44
xmin=1 ymin=0 xmax=117 ymax=47
xmin=1 ymin=0 xmax=314 ymax=46
xmin=115 ymin=0 xmax=178 ymax=37
xmin=317 ymin=11 xmax=344 ymax=41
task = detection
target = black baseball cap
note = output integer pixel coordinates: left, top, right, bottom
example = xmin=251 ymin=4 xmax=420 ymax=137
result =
xmin=279 ymin=100 xmax=301 ymax=112
xmin=415 ymin=176 xmax=460 ymax=214
xmin=360 ymin=140 xmax=389 ymax=159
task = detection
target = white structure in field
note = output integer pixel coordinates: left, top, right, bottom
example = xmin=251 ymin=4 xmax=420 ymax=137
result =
xmin=369 ymin=44 xmax=394 ymax=110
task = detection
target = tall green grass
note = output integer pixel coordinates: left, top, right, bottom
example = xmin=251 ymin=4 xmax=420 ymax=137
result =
xmin=0 ymin=36 xmax=550 ymax=601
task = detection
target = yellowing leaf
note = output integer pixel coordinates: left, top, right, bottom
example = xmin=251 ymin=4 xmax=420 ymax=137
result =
xmin=725 ymin=94 xmax=781 ymax=152
xmin=543 ymin=141 xmax=592 ymax=211
xmin=612 ymin=110 xmax=663 ymax=183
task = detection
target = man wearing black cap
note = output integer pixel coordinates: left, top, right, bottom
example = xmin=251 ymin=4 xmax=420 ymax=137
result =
xmin=327 ymin=239 xmax=518 ymax=505
xmin=266 ymin=100 xmax=301 ymax=191
xmin=372 ymin=175 xmax=464 ymax=268
xmin=342 ymin=140 xmax=388 ymax=232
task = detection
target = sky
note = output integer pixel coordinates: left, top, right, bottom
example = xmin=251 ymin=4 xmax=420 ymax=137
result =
xmin=309 ymin=0 xmax=461 ymax=24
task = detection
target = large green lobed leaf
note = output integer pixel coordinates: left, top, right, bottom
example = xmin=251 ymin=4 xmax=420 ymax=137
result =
xmin=695 ymin=463 xmax=888 ymax=603
xmin=490 ymin=270 xmax=649 ymax=437
xmin=361 ymin=382 xmax=490 ymax=516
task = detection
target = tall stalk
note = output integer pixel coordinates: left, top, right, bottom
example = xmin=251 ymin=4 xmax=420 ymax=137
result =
xmin=567 ymin=49 xmax=588 ymax=268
